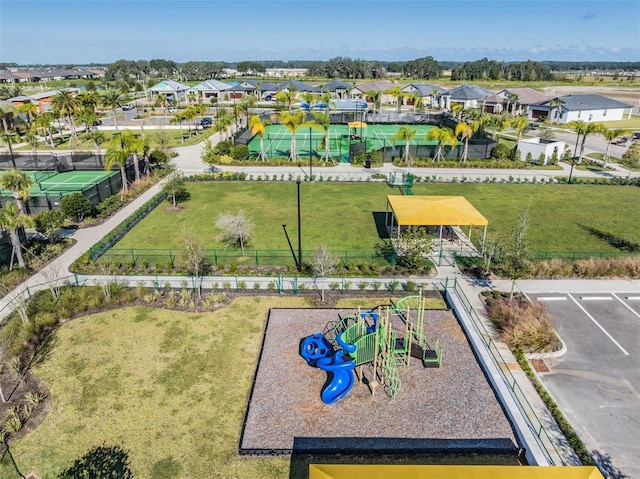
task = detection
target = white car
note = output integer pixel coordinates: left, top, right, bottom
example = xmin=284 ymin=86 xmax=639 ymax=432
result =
xmin=122 ymin=103 xmax=134 ymax=111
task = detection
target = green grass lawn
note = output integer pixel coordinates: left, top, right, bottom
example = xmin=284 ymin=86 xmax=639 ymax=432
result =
xmin=16 ymin=127 xmax=213 ymax=152
xmin=9 ymin=297 xmax=310 ymax=478
xmin=116 ymin=182 xmax=640 ymax=255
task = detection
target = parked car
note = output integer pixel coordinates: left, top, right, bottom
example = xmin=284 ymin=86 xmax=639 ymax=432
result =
xmin=200 ymin=117 xmax=213 ymax=127
xmin=122 ymin=103 xmax=134 ymax=111
xmin=168 ymin=107 xmax=178 ymax=113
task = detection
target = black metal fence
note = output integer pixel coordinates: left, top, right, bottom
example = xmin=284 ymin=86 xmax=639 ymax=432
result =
xmin=0 ymin=151 xmax=115 ymax=171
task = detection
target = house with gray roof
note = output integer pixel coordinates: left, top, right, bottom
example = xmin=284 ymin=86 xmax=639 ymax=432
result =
xmin=445 ymin=84 xmax=494 ymax=109
xmin=278 ymin=80 xmax=316 ymax=92
xmin=319 ymin=80 xmax=354 ymax=99
xmin=529 ymin=94 xmax=634 ymax=124
xmin=496 ymin=88 xmax=549 ymax=115
xmin=401 ymin=83 xmax=448 ymax=108
xmin=148 ymin=79 xmax=190 ymax=102
xmin=189 ymin=79 xmax=231 ymax=102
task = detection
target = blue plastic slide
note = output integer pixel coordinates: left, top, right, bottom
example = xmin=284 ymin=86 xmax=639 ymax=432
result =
xmin=316 ymin=350 xmax=356 ymax=405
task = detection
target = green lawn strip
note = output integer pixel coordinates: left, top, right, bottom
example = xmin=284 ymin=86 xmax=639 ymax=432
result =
xmin=15 ymin=127 xmax=214 ymax=152
xmin=11 ymin=297 xmax=310 ymax=478
xmin=114 ymin=182 xmax=640 ymax=255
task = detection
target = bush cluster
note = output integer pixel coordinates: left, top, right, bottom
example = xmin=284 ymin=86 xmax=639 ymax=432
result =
xmin=483 ymin=292 xmax=561 ymax=353
xmin=532 ymin=256 xmax=640 ymax=278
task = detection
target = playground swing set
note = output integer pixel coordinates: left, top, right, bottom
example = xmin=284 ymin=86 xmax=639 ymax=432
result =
xmin=300 ymin=293 xmax=443 ymax=405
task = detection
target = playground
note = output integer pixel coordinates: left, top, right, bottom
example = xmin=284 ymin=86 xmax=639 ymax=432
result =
xmin=240 ymin=301 xmax=519 ymax=456
xmin=246 ymin=124 xmax=440 ymax=161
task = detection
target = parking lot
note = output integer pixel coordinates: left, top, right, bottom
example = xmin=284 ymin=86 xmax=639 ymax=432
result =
xmin=530 ymin=292 xmax=640 ymax=478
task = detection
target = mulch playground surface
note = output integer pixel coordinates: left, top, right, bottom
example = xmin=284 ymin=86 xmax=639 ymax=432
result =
xmin=240 ymin=308 xmax=518 ymax=455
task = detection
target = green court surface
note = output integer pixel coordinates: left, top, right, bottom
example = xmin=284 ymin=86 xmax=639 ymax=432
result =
xmin=247 ymin=124 xmax=438 ymax=161
xmin=0 ymin=170 xmax=118 ymax=196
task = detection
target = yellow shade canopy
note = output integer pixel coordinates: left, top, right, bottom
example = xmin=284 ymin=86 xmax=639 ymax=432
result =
xmin=348 ymin=121 xmax=368 ymax=128
xmin=309 ymin=465 xmax=605 ymax=479
xmin=386 ymin=195 xmax=488 ymax=227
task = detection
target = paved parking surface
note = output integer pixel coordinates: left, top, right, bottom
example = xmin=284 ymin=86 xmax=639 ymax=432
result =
xmin=531 ymin=292 xmax=640 ymax=478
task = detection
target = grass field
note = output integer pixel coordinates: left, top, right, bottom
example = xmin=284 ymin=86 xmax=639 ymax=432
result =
xmin=8 ymin=297 xmax=309 ymax=478
xmin=115 ymin=182 xmax=640 ymax=255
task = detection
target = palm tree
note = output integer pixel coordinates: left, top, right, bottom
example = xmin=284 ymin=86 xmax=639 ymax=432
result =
xmin=578 ymin=122 xmax=605 ymax=163
xmin=430 ymin=89 xmax=440 ymax=108
xmin=15 ymin=102 xmax=38 ymax=127
xmin=100 ymin=88 xmax=125 ymax=130
xmin=364 ymin=90 xmax=381 ymax=114
xmin=171 ymin=111 xmax=188 ymax=143
xmin=310 ymin=111 xmax=334 ymax=163
xmin=384 ymin=85 xmax=404 ymax=113
xmin=455 ymin=121 xmax=478 ymax=162
xmin=35 ymin=111 xmax=55 ymax=147
xmin=450 ymin=103 xmax=464 ymax=120
xmin=51 ymin=90 xmax=80 ymax=146
xmin=0 ymin=105 xmax=14 ymax=134
xmin=104 ymin=135 xmax=130 ymax=195
xmin=548 ymin=98 xmax=564 ymax=124
xmin=86 ymin=129 xmax=106 ymax=156
xmin=0 ymin=201 xmax=34 ymax=269
xmin=299 ymin=91 xmax=315 ymax=110
xmin=511 ymin=116 xmax=529 ymax=142
xmin=215 ymin=109 xmax=233 ymax=141
xmin=425 ymin=127 xmax=457 ymax=162
xmin=603 ymin=128 xmax=631 ymax=167
xmin=274 ymin=110 xmax=306 ymax=161
xmin=77 ymin=108 xmax=98 ymax=133
xmin=77 ymin=90 xmax=98 ymax=113
xmin=0 ymin=169 xmax=33 ymax=215
xmin=390 ymin=125 xmax=417 ymax=164
xmin=509 ymin=93 xmax=520 ymax=115
xmin=275 ymin=89 xmax=298 ymax=111
xmin=121 ymin=130 xmax=144 ymax=182
xmin=249 ymin=115 xmax=267 ymax=161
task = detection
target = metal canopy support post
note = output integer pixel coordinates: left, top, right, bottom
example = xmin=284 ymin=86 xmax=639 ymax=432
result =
xmin=482 ymin=225 xmax=488 ymax=255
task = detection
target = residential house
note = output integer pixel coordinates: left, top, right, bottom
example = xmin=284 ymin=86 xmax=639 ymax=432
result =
xmin=189 ymin=79 xmax=232 ymax=102
xmin=147 ymin=79 xmax=189 ymax=103
xmin=445 ymin=84 xmax=494 ymax=110
xmin=529 ymin=94 xmax=634 ymax=124
xmin=496 ymin=88 xmax=549 ymax=115
xmin=352 ymin=80 xmax=395 ymax=106
xmin=401 ymin=83 xmax=448 ymax=108
xmin=318 ymin=80 xmax=354 ymax=99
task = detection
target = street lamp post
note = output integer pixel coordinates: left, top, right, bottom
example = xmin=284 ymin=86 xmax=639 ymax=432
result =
xmin=297 ymin=180 xmax=302 ymax=271
xmin=309 ymin=126 xmax=313 ymax=180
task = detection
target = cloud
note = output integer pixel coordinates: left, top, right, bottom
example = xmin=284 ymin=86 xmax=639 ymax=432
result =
xmin=583 ymin=11 xmax=595 ymax=20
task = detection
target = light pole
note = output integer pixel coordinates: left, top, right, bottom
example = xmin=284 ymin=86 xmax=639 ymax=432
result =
xmin=309 ymin=126 xmax=313 ymax=180
xmin=297 ymin=180 xmax=302 ymax=271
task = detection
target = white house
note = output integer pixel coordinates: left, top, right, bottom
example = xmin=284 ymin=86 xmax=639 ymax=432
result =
xmin=400 ymin=83 xmax=448 ymax=108
xmin=517 ymin=137 xmax=566 ymax=165
xmin=445 ymin=84 xmax=494 ymax=110
xmin=529 ymin=94 xmax=634 ymax=124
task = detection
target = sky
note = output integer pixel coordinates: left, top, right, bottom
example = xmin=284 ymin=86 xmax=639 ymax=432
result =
xmin=1 ymin=0 xmax=639 ymax=65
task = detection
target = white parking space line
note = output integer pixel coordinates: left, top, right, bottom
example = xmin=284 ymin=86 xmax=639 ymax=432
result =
xmin=537 ymin=296 xmax=567 ymax=301
xmin=626 ymin=296 xmax=640 ymax=301
xmin=612 ymin=293 xmax=640 ymax=320
xmin=567 ymin=294 xmax=629 ymax=356
xmin=580 ymin=296 xmax=612 ymax=301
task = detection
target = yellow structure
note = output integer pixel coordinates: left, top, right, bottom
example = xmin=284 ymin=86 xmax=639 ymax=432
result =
xmin=385 ymin=195 xmax=489 ymax=250
xmin=309 ymin=465 xmax=605 ymax=479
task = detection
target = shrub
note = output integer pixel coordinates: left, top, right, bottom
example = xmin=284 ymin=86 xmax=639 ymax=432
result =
xmin=96 ymin=195 xmax=126 ymax=218
xmin=60 ymin=193 xmax=96 ymax=223
xmin=231 ymin=144 xmax=250 ymax=161
xmin=484 ymin=296 xmax=561 ymax=353
xmin=34 ymin=209 xmax=66 ymax=242
xmin=490 ymin=143 xmax=512 ymax=160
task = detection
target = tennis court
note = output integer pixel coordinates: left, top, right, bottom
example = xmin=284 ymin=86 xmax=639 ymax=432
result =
xmin=247 ymin=124 xmax=440 ymax=161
